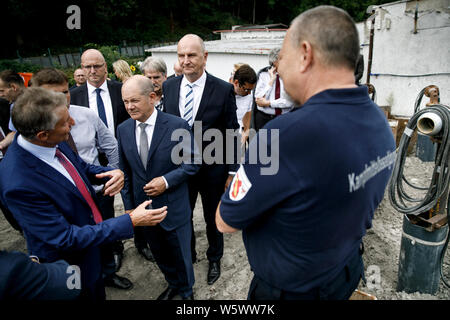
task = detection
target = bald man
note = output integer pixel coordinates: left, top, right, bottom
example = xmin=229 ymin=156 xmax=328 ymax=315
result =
xmin=163 ymin=34 xmax=239 ymax=285
xmin=70 ymin=49 xmax=130 ymax=275
xmin=118 ymin=75 xmax=199 ymax=299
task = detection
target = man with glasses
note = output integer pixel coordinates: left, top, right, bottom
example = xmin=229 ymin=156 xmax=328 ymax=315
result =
xmin=231 ymin=64 xmax=257 ymax=144
xmin=252 ymin=48 xmax=295 ymax=131
xmin=70 ymin=49 xmax=130 ymax=281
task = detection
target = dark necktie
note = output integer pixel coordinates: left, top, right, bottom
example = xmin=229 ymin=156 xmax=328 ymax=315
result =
xmin=67 ymin=132 xmax=79 ymax=155
xmin=95 ymin=88 xmax=108 ymax=127
xmin=55 ymin=148 xmax=103 ymax=224
xmin=139 ymin=123 xmax=149 ymax=169
xmin=274 ymin=75 xmax=282 ymax=116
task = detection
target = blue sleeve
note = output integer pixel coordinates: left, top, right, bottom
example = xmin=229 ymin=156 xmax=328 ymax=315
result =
xmin=94 ymin=113 xmax=119 ymax=169
xmin=164 ymin=120 xmax=201 ymax=187
xmin=0 ymin=251 xmax=80 ymax=300
xmin=4 ymin=188 xmax=134 ymax=253
xmin=117 ymin=128 xmax=135 ymax=211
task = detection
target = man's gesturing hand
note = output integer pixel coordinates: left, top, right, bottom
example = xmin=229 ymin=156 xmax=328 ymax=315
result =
xmin=96 ymin=169 xmax=124 ymax=196
xmin=129 ymin=200 xmax=167 ymax=227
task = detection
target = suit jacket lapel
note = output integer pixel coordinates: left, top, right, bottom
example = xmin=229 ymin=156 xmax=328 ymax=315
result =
xmin=107 ymin=80 xmax=118 ymax=128
xmin=81 ymin=84 xmax=89 ymax=108
xmin=168 ymin=77 xmax=182 ymax=117
xmin=122 ymin=120 xmax=147 ymax=179
xmin=147 ymin=112 xmax=168 ymax=165
xmin=195 ymin=73 xmax=213 ymax=122
xmin=14 ymin=142 xmax=88 ymax=205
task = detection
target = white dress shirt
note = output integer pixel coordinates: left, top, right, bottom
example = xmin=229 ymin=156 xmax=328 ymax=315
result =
xmin=235 ymin=94 xmax=253 ymax=131
xmin=69 ymin=104 xmax=119 ymax=193
xmin=87 ymin=81 xmax=115 ymax=136
xmin=17 ymin=135 xmax=75 ymax=186
xmin=254 ymin=71 xmax=294 ymax=115
xmin=135 ymin=109 xmax=169 ymax=188
xmin=179 ymin=72 xmax=207 ymax=122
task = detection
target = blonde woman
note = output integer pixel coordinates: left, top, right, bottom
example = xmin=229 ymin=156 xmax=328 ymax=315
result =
xmin=113 ymin=59 xmax=133 ymax=82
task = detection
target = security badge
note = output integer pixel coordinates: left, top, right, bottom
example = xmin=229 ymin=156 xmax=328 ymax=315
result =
xmin=229 ymin=165 xmax=252 ymax=201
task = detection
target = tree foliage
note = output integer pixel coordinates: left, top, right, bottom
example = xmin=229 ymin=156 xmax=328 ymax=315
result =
xmin=0 ymin=0 xmax=392 ymax=59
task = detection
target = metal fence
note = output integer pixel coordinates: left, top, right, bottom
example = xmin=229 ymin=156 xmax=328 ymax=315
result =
xmin=15 ymin=42 xmax=176 ymax=68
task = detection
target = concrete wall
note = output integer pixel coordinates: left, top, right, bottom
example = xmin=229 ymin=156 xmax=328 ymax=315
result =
xmin=357 ymin=0 xmax=450 ymax=117
xmin=152 ymin=51 xmax=272 ymax=81
xmin=152 ymin=0 xmax=449 ymax=117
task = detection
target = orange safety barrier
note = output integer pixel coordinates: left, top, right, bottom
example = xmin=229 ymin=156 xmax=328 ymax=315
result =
xmin=18 ymin=72 xmax=33 ymax=87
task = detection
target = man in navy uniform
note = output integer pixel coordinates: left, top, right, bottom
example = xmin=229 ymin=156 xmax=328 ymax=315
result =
xmin=216 ymin=6 xmax=396 ymax=300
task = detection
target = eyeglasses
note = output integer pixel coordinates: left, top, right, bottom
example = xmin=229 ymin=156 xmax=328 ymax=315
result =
xmin=82 ymin=63 xmax=104 ymax=70
xmin=239 ymin=84 xmax=253 ymax=93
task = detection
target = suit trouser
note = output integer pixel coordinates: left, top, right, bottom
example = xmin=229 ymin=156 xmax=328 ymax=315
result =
xmin=145 ymin=222 xmax=194 ymax=297
xmin=254 ymin=109 xmax=279 ymax=132
xmin=247 ymin=245 xmax=365 ymax=300
xmin=133 ymin=226 xmax=150 ymax=249
xmin=188 ymin=168 xmax=227 ymax=262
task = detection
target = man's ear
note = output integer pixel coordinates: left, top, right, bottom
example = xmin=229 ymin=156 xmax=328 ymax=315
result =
xmin=299 ymin=41 xmax=313 ymax=73
xmin=148 ymin=91 xmax=157 ymax=103
xmin=9 ymin=83 xmax=19 ymax=91
xmin=36 ymin=130 xmax=49 ymax=142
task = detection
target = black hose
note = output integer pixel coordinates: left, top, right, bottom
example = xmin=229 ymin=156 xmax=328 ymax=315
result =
xmin=388 ymin=104 xmax=450 ymax=215
xmin=388 ymin=87 xmax=450 ymax=289
xmin=440 ymin=195 xmax=450 ymax=288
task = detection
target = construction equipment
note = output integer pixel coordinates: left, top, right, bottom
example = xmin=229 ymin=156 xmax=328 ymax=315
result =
xmin=389 ymin=85 xmax=450 ymax=294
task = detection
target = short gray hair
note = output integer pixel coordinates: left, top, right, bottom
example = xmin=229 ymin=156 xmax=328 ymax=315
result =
xmin=12 ymin=87 xmax=66 ymax=139
xmin=124 ymin=75 xmax=155 ymax=96
xmin=268 ymin=48 xmax=281 ymax=66
xmin=140 ymin=57 xmax=167 ymax=76
xmin=290 ymin=5 xmax=359 ymax=70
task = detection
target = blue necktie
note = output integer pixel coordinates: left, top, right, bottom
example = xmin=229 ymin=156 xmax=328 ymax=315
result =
xmin=95 ymin=88 xmax=108 ymax=127
xmin=183 ymin=84 xmax=193 ymax=126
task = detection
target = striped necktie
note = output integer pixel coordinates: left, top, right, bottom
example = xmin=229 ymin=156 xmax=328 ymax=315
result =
xmin=183 ymin=84 xmax=194 ymax=126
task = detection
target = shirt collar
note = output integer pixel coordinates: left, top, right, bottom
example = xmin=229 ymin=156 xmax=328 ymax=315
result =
xmin=87 ymin=80 xmax=108 ymax=95
xmin=136 ymin=108 xmax=158 ymax=128
xmin=17 ymin=134 xmax=57 ymax=163
xmin=181 ymin=71 xmax=207 ymax=89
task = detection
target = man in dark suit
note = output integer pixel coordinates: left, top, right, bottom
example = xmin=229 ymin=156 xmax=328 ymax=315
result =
xmin=70 ymin=49 xmax=131 ymax=267
xmin=0 ymin=87 xmax=167 ymax=300
xmin=0 ymin=250 xmax=81 ymax=300
xmin=118 ymin=75 xmax=200 ymax=299
xmin=70 ymin=49 xmax=129 ymax=133
xmin=162 ymin=34 xmax=240 ymax=285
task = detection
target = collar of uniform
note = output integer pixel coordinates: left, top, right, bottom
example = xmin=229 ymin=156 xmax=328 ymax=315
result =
xmin=135 ymin=108 xmax=158 ymax=129
xmin=17 ymin=134 xmax=57 ymax=163
xmin=87 ymin=79 xmax=108 ymax=95
xmin=305 ymin=86 xmax=369 ymax=107
xmin=181 ymin=71 xmax=207 ymax=89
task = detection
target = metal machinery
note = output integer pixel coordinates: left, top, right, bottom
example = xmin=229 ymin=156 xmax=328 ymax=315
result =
xmin=389 ymin=85 xmax=449 ymax=294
